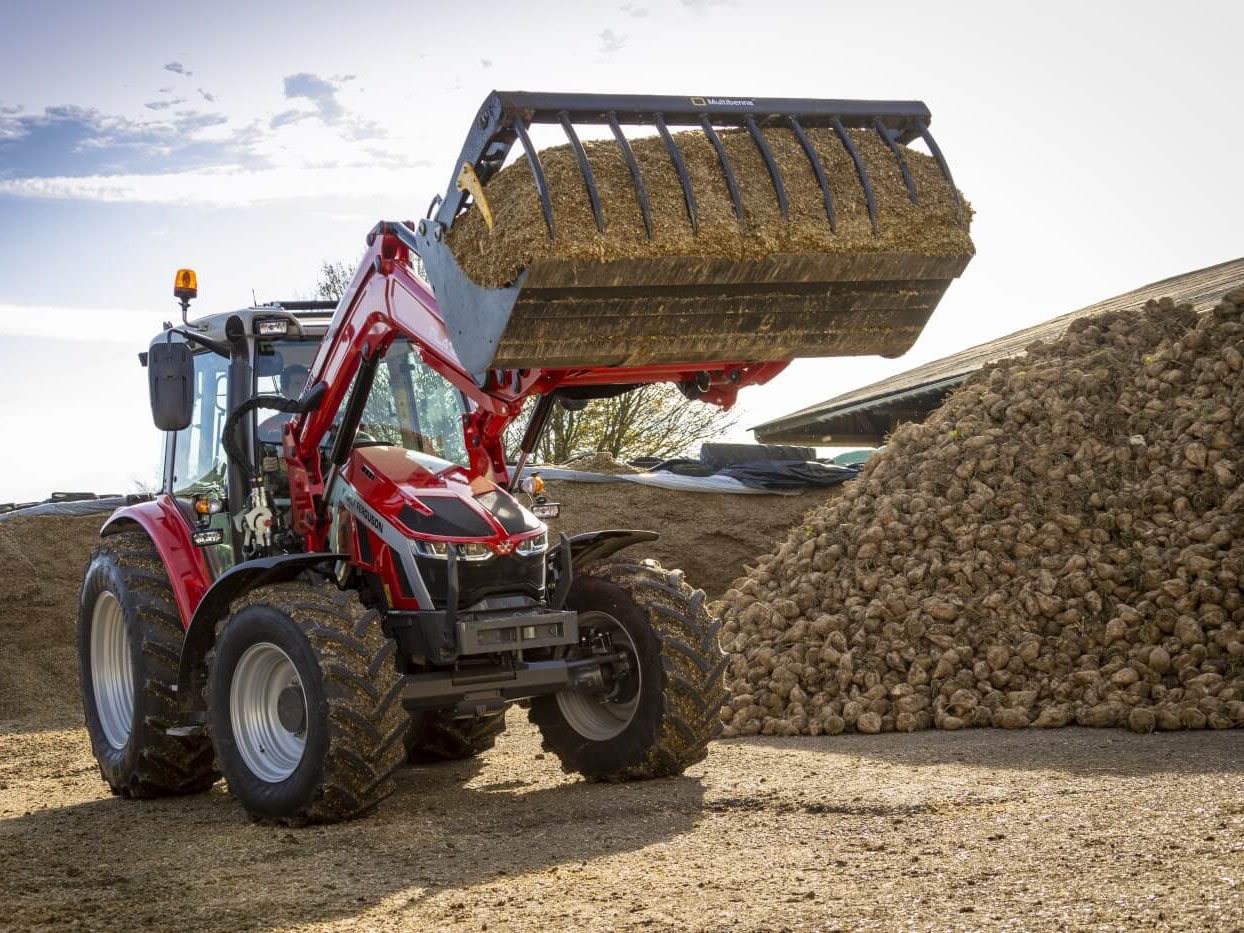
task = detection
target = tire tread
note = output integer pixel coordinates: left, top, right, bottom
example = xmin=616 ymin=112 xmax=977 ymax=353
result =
xmin=532 ymin=558 xmax=726 ymax=781
xmin=218 ymin=581 xmax=406 ymax=824
xmin=82 ymin=530 xmax=218 ymax=798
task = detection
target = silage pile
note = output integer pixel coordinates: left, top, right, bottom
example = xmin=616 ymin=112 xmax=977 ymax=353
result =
xmin=0 ymin=514 xmax=103 ymax=723
xmin=719 ymin=291 xmax=1244 ymax=737
xmin=450 ymin=126 xmax=973 ymax=288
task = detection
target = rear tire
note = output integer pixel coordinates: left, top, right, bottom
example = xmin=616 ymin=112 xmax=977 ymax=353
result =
xmin=207 ymin=582 xmax=405 ymax=824
xmin=403 ymin=710 xmax=506 ymax=763
xmin=530 ymin=559 xmax=726 ymax=781
xmin=78 ymin=530 xmax=218 ymax=798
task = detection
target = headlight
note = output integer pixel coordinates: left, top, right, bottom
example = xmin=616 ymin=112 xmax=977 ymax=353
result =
xmin=460 ymin=543 xmax=493 ymax=561
xmin=516 ymin=531 xmax=548 ymax=556
xmin=412 ymin=540 xmax=493 ymax=561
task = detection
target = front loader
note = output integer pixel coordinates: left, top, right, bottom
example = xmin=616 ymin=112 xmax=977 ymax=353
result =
xmin=78 ymin=91 xmax=973 ymax=823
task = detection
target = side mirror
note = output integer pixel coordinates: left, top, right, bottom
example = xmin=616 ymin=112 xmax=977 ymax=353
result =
xmin=148 ymin=340 xmax=195 ymax=431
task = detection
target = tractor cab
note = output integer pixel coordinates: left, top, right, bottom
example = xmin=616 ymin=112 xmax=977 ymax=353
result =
xmin=145 ymin=295 xmax=335 ymax=576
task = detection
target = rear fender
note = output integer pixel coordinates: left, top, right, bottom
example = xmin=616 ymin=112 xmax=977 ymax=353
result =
xmin=175 ymin=553 xmax=344 ymax=715
xmin=101 ymin=496 xmax=211 ymax=628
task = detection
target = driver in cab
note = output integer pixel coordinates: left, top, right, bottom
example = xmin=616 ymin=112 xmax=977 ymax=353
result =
xmin=258 ymin=363 xmax=310 ymax=445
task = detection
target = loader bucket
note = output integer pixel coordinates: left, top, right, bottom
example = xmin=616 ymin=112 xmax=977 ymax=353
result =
xmin=409 ymin=91 xmax=974 ymax=378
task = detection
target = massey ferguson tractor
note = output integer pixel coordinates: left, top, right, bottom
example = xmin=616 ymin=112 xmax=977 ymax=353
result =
xmin=77 ymin=91 xmax=971 ymax=823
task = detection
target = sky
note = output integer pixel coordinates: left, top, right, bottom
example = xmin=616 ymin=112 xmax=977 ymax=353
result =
xmin=0 ymin=0 xmax=1241 ymax=501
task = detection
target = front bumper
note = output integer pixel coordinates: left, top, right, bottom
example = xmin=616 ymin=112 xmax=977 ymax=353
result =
xmin=401 ymin=657 xmax=596 ymax=716
xmin=383 ymin=606 xmax=577 ymax=666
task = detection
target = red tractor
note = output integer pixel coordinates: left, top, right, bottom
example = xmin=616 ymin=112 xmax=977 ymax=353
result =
xmin=78 ymin=92 xmax=970 ymax=823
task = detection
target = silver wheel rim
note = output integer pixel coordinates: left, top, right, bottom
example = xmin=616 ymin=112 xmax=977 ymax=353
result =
xmin=90 ymin=591 xmax=134 ymax=749
xmin=556 ymin=613 xmax=642 ymax=741
xmin=230 ymin=642 xmax=307 ymax=783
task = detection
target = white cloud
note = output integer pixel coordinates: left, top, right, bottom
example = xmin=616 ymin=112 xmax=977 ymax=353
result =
xmin=0 ymin=163 xmax=434 ymax=206
xmin=0 ymin=303 xmax=165 ymax=343
xmin=598 ymin=29 xmax=627 ymax=54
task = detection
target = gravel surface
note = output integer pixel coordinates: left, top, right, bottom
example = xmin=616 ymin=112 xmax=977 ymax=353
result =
xmin=2 ymin=715 xmax=1240 ymax=931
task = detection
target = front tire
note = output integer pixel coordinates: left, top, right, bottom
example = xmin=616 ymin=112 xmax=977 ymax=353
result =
xmin=78 ymin=530 xmax=218 ymax=798
xmin=530 ymin=559 xmax=726 ymax=781
xmin=207 ymin=582 xmax=405 ymax=824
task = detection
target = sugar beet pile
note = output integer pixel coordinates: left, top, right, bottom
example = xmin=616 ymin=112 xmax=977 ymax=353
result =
xmin=720 ymin=292 xmax=1244 ymax=737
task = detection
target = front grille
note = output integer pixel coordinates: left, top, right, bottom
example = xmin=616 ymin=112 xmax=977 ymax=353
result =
xmin=414 ymin=551 xmax=546 ymax=609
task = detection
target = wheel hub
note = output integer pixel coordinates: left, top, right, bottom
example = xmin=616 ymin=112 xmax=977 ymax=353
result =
xmin=277 ymin=685 xmax=307 ymax=733
xmin=229 ymin=642 xmax=308 ymax=783
xmin=556 ymin=612 xmax=642 ymax=741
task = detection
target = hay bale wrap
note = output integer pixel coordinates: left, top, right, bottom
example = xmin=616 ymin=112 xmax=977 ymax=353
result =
xmin=444 ymin=126 xmax=974 ymax=369
xmin=718 ymin=291 xmax=1244 ymax=738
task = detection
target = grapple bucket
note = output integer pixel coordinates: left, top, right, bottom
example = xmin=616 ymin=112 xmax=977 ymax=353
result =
xmin=408 ymin=91 xmax=973 ymax=378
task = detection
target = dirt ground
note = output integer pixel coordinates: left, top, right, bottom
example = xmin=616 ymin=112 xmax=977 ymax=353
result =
xmin=1 ymin=713 xmax=1240 ymax=931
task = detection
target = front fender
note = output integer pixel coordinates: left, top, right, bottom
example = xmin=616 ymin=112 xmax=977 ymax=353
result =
xmin=102 ymin=496 xmax=212 ymax=627
xmin=175 ymin=553 xmax=344 ymax=715
xmin=555 ymin=530 xmax=659 ymax=570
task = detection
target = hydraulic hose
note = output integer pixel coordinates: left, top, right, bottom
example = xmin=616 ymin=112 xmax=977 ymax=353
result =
xmin=222 ymin=394 xmax=306 ymax=484
xmin=223 ymin=384 xmax=324 ymax=484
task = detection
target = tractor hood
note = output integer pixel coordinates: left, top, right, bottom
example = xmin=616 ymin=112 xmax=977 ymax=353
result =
xmin=346 ymin=446 xmax=543 ymax=544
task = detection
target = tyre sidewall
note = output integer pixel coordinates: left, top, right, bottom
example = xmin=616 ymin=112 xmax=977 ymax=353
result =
xmin=533 ymin=574 xmax=665 ymax=774
xmin=78 ymin=551 xmax=148 ymax=790
xmin=208 ymin=606 xmax=329 ymax=820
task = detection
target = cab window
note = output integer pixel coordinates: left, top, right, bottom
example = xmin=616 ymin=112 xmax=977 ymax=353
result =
xmin=170 ymin=351 xmax=229 ymax=495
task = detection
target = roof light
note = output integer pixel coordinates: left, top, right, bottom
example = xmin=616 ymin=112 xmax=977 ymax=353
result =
xmin=173 ymin=268 xmax=198 ymax=300
xmin=256 ymin=319 xmax=290 ymax=336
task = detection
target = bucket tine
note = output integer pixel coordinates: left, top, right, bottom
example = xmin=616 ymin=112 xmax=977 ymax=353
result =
xmin=699 ymin=115 xmax=745 ymax=227
xmin=911 ymin=121 xmax=963 ymax=222
xmin=874 ymin=118 xmax=918 ymax=205
xmin=831 ymin=116 xmax=878 ymax=235
xmin=558 ymin=111 xmax=605 ymax=233
xmin=607 ymin=111 xmax=653 ymax=240
xmin=654 ymin=113 xmax=698 ymax=233
xmin=787 ymin=116 xmax=835 ymax=232
xmin=744 ymin=116 xmax=788 ymax=220
xmin=514 ymin=115 xmax=555 ymax=239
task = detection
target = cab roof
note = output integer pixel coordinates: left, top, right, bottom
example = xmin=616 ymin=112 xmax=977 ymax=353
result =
xmin=159 ymin=301 xmax=336 ymax=345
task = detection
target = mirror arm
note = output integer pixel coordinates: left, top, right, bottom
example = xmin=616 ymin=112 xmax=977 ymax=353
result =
xmin=167 ymin=326 xmax=230 ymax=358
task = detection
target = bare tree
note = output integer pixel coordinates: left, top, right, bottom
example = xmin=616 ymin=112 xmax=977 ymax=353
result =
xmin=315 ymin=253 xmax=426 ymax=302
xmin=509 ymin=385 xmax=736 ymax=465
xmin=314 ymin=260 xmax=354 ymax=301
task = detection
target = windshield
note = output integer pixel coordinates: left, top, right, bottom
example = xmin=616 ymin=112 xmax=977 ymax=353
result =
xmin=358 ymin=338 xmax=474 ymax=468
xmin=255 ymin=336 xmax=474 ymax=467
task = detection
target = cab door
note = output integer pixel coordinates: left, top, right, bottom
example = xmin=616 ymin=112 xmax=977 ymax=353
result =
xmin=165 ymin=349 xmax=234 ymax=577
